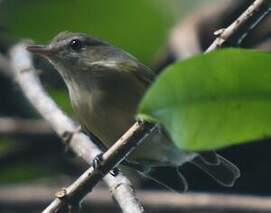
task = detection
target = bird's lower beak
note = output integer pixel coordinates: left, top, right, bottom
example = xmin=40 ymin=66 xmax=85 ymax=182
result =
xmin=26 ymin=45 xmax=55 ymax=57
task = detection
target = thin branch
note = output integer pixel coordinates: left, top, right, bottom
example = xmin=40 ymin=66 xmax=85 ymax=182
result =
xmin=9 ymin=43 xmax=145 ymax=213
xmin=206 ymin=0 xmax=267 ymax=52
xmin=237 ymin=6 xmax=271 ymax=45
xmin=169 ymin=0 xmax=240 ymax=59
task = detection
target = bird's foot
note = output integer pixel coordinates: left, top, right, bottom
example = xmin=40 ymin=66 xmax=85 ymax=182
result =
xmin=92 ymin=153 xmax=103 ymax=169
xmin=110 ymin=167 xmax=119 ymax=176
xmin=92 ymin=153 xmax=119 ymax=177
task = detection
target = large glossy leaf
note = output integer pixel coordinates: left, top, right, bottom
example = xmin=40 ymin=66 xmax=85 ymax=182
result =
xmin=138 ymin=49 xmax=271 ymax=151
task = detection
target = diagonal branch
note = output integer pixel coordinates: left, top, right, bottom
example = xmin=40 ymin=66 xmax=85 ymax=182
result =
xmin=8 ymin=43 xmax=145 ymax=213
xmin=206 ymin=0 xmax=268 ymax=52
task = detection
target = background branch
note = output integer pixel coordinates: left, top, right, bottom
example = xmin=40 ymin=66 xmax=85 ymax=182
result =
xmin=1 ymin=185 xmax=271 ymax=212
xmin=0 ymin=117 xmax=53 ymax=136
xmin=165 ymin=0 xmax=270 ymax=64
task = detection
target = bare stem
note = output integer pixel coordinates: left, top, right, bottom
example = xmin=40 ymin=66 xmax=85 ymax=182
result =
xmin=206 ymin=0 xmax=267 ymax=52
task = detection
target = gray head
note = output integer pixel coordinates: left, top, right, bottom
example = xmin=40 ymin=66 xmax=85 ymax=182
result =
xmin=27 ymin=32 xmax=141 ymax=79
xmin=27 ymin=32 xmax=112 ymax=72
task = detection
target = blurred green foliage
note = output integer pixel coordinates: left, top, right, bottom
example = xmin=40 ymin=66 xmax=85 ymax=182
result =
xmin=45 ymin=85 xmax=73 ymax=115
xmin=0 ymin=138 xmax=47 ymax=183
xmin=0 ymin=0 xmax=175 ymax=65
xmin=0 ymin=138 xmax=15 ymax=153
xmin=0 ymin=161 xmax=48 ymax=183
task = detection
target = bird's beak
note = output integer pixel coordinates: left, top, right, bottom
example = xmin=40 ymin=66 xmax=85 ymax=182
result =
xmin=26 ymin=45 xmax=56 ymax=57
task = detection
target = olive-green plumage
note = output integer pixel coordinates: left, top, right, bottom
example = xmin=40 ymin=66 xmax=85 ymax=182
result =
xmin=27 ymin=32 xmax=240 ymax=190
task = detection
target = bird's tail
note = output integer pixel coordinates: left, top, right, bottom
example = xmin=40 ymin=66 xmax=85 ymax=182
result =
xmin=189 ymin=153 xmax=240 ymax=187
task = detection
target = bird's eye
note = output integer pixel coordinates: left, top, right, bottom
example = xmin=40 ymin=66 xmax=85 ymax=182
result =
xmin=69 ymin=39 xmax=82 ymax=51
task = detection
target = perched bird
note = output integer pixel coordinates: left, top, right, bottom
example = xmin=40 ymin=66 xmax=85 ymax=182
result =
xmin=27 ymin=32 xmax=240 ymax=191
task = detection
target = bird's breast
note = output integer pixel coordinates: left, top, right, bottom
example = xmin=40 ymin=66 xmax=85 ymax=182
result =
xmin=67 ymin=71 xmax=146 ymax=147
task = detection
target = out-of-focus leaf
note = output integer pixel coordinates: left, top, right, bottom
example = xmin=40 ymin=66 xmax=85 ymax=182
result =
xmin=138 ymin=49 xmax=271 ymax=151
xmin=0 ymin=138 xmax=14 ymax=153
xmin=0 ymin=162 xmax=48 ymax=183
xmin=46 ymin=86 xmax=72 ymax=115
xmin=0 ymin=0 xmax=174 ymax=64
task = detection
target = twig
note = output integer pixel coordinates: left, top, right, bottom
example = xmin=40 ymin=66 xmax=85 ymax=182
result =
xmin=9 ymin=43 xmax=145 ymax=213
xmin=169 ymin=0 xmax=238 ymax=59
xmin=1 ymin=185 xmax=271 ymax=212
xmin=238 ymin=6 xmax=271 ymax=45
xmin=206 ymin=0 xmax=267 ymax=52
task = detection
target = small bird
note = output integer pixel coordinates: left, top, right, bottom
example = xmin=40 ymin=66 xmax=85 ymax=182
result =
xmin=27 ymin=32 xmax=240 ymax=191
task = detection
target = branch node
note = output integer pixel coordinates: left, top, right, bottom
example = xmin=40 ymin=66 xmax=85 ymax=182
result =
xmin=114 ymin=181 xmax=135 ymax=193
xmin=62 ymin=126 xmax=82 ymax=145
xmin=20 ymin=68 xmax=32 ymax=74
xmin=214 ymin=28 xmax=225 ymax=36
xmin=55 ymin=188 xmax=68 ymax=199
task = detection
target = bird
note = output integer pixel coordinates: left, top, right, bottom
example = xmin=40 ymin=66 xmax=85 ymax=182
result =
xmin=27 ymin=31 xmax=240 ymax=191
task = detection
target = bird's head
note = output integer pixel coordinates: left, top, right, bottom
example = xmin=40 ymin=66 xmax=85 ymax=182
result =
xmin=27 ymin=32 xmax=112 ymax=76
xmin=27 ymin=31 xmax=149 ymax=87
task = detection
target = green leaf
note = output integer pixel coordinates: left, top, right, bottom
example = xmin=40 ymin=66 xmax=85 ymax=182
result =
xmin=138 ymin=49 xmax=271 ymax=151
xmin=45 ymin=86 xmax=73 ymax=115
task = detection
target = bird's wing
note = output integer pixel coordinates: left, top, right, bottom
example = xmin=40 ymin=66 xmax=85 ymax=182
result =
xmin=118 ymin=48 xmax=156 ymax=85
xmin=81 ymin=127 xmax=109 ymax=151
xmin=139 ymin=166 xmax=188 ymax=192
xmin=198 ymin=151 xmax=220 ymax=165
xmin=122 ymin=160 xmax=188 ymax=192
xmin=87 ymin=59 xmax=156 ymax=86
xmin=114 ymin=60 xmax=155 ymax=86
xmin=131 ymin=63 xmax=156 ymax=86
xmin=190 ymin=153 xmax=240 ymax=187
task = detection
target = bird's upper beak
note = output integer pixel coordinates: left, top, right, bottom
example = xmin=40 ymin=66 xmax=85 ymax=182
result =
xmin=26 ymin=45 xmax=56 ymax=57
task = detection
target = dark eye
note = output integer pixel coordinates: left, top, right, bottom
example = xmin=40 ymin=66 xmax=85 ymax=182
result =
xmin=69 ymin=39 xmax=82 ymax=51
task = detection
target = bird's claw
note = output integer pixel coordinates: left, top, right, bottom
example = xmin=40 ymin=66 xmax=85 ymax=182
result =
xmin=92 ymin=153 xmax=104 ymax=169
xmin=92 ymin=153 xmax=119 ymax=177
xmin=111 ymin=167 xmax=119 ymax=176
